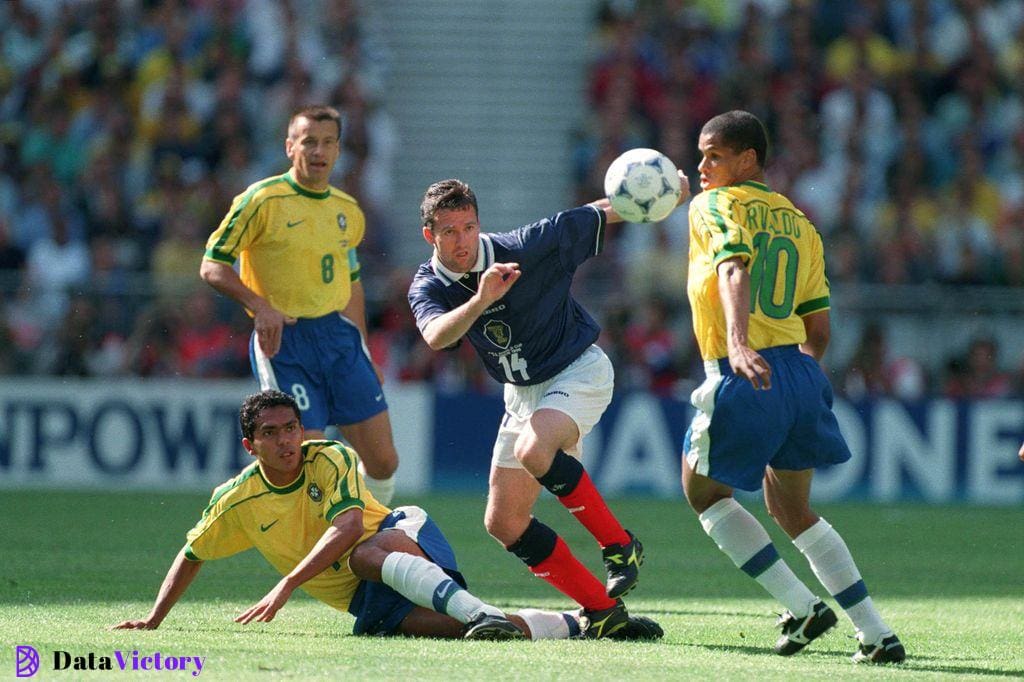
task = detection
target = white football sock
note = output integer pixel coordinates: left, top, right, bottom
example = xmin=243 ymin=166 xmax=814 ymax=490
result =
xmin=380 ymin=552 xmax=502 ymax=624
xmin=700 ymin=498 xmax=817 ymax=617
xmin=358 ymin=461 xmax=396 ymax=505
xmin=793 ymin=518 xmax=889 ymax=642
xmin=514 ymin=609 xmax=580 ymax=640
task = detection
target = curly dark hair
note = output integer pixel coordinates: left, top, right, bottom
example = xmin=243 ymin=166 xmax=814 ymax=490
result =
xmin=420 ymin=178 xmax=478 ymax=230
xmin=239 ymin=390 xmax=301 ymax=440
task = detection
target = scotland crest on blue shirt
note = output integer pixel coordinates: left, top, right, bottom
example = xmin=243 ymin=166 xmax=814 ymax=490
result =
xmin=484 ymin=319 xmax=511 ymax=349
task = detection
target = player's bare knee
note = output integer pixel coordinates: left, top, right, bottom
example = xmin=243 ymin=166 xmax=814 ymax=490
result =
xmin=362 ymin=449 xmax=398 ymax=479
xmin=767 ymin=501 xmax=814 ymax=538
xmin=682 ymin=477 xmax=723 ymax=514
xmin=348 ymin=541 xmax=386 ymax=581
xmin=513 ymin=442 xmax=555 ymax=476
xmin=483 ymin=514 xmax=512 ymax=544
xmin=687 ymin=493 xmax=718 ymax=515
xmin=483 ymin=512 xmax=527 ymax=546
xmin=376 ymin=433 xmax=401 ymax=474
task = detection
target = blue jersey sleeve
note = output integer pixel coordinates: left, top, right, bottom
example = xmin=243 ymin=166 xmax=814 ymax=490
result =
xmin=514 ymin=205 xmax=605 ymax=274
xmin=408 ymin=267 xmax=451 ymax=334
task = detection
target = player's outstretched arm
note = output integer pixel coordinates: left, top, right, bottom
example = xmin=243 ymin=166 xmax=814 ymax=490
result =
xmin=199 ymin=259 xmax=296 ymax=357
xmin=109 ymin=548 xmax=203 ymax=630
xmin=235 ymin=509 xmax=364 ymax=625
xmin=420 ymin=263 xmax=521 ymax=350
xmin=589 ymin=170 xmax=691 ymax=224
xmin=718 ymin=257 xmax=772 ymax=390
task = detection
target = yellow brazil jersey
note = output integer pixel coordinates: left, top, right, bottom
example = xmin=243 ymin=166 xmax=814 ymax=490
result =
xmin=687 ymin=180 xmax=831 ymax=360
xmin=203 ymin=171 xmax=366 ymax=319
xmin=183 ymin=440 xmax=389 ymax=611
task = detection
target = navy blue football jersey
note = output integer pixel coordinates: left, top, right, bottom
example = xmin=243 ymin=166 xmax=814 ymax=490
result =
xmin=408 ymin=205 xmax=606 ymax=385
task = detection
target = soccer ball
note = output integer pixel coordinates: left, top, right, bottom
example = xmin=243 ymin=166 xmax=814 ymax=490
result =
xmin=603 ymin=148 xmax=682 ymax=223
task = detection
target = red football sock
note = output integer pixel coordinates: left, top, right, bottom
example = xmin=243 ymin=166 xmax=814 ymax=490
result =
xmin=557 ymin=470 xmax=630 ymax=548
xmin=530 ymin=536 xmax=617 ymax=611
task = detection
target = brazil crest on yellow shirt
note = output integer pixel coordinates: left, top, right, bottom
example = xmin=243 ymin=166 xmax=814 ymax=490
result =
xmin=183 ymin=440 xmax=389 ymax=611
xmin=204 ymin=171 xmax=366 ymax=319
xmin=687 ymin=181 xmax=830 ymax=360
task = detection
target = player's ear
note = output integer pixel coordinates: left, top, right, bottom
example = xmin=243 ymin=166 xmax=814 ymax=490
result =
xmin=241 ymin=437 xmax=255 ymax=456
xmin=743 ymin=148 xmax=758 ymax=173
xmin=422 ymin=225 xmax=435 ymax=246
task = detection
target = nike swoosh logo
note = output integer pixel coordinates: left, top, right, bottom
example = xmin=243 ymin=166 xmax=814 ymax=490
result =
xmin=374 ymin=394 xmax=383 ymax=402
xmin=286 ymin=219 xmax=305 ymax=228
xmin=260 ymin=520 xmax=279 ymax=532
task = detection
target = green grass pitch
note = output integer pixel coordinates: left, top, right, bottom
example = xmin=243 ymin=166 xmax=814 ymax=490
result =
xmin=2 ymin=490 xmax=1022 ymax=680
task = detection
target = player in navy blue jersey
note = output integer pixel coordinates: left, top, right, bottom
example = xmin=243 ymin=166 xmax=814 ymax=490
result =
xmin=408 ymin=177 xmax=688 ymax=638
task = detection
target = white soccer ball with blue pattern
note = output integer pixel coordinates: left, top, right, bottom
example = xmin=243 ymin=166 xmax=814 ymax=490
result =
xmin=604 ymin=148 xmax=682 ymax=223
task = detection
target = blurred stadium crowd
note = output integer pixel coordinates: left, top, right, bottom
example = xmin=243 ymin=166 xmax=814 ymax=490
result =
xmin=0 ymin=0 xmax=1021 ymax=401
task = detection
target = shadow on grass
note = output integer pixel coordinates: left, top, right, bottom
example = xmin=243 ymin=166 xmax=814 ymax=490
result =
xmin=125 ymin=623 xmax=346 ymax=638
xmin=897 ymin=662 xmax=1024 ymax=678
xmin=673 ymin=642 xmax=1024 ymax=677
xmin=641 ymin=605 xmax=767 ymax=619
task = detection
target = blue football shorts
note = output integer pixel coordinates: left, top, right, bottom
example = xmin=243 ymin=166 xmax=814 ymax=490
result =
xmin=347 ymin=506 xmax=467 ymax=636
xmin=683 ymin=345 xmax=852 ymax=492
xmin=249 ymin=313 xmax=387 ymax=430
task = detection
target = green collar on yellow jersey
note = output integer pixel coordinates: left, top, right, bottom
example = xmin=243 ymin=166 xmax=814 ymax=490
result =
xmin=257 ymin=464 xmax=307 ymax=494
xmin=737 ymin=180 xmax=770 ymax=191
xmin=284 ymin=170 xmax=332 ymax=199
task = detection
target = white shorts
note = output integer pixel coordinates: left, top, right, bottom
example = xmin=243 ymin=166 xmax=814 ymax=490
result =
xmin=491 ymin=345 xmax=614 ymax=469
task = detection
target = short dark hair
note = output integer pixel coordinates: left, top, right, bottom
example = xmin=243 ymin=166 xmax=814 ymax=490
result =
xmin=288 ymin=105 xmax=342 ymax=138
xmin=701 ymin=110 xmax=769 ymax=168
xmin=239 ymin=390 xmax=301 ymax=440
xmin=420 ymin=179 xmax=478 ymax=230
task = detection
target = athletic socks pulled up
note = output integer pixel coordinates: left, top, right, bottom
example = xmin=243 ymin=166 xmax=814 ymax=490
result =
xmin=357 ymin=461 xmax=395 ymax=506
xmin=699 ymin=497 xmax=817 ymax=617
xmin=793 ymin=518 xmax=891 ymax=643
xmin=536 ymin=450 xmax=630 ymax=548
xmin=506 ymin=517 xmax=617 ymax=612
xmin=514 ymin=608 xmax=582 ymax=640
xmin=380 ymin=552 xmax=501 ymax=624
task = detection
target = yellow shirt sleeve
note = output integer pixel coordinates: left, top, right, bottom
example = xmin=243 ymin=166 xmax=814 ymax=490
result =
xmin=795 ymin=229 xmax=831 ymax=316
xmin=204 ymin=180 xmax=274 ymax=264
xmin=184 ymin=500 xmax=253 ymax=561
xmin=320 ymin=444 xmax=368 ymax=522
xmin=699 ymin=189 xmax=753 ymax=267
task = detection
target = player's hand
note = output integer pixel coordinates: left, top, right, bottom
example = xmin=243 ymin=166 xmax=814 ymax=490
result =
xmin=676 ymin=170 xmax=691 ymax=205
xmin=235 ymin=580 xmax=294 ymax=624
xmin=253 ymin=304 xmax=297 ymax=358
xmin=1018 ymin=441 xmax=1024 ymax=462
xmin=475 ymin=262 xmax=521 ymax=307
xmin=728 ymin=344 xmax=772 ymax=390
xmin=109 ymin=618 xmax=159 ymax=630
